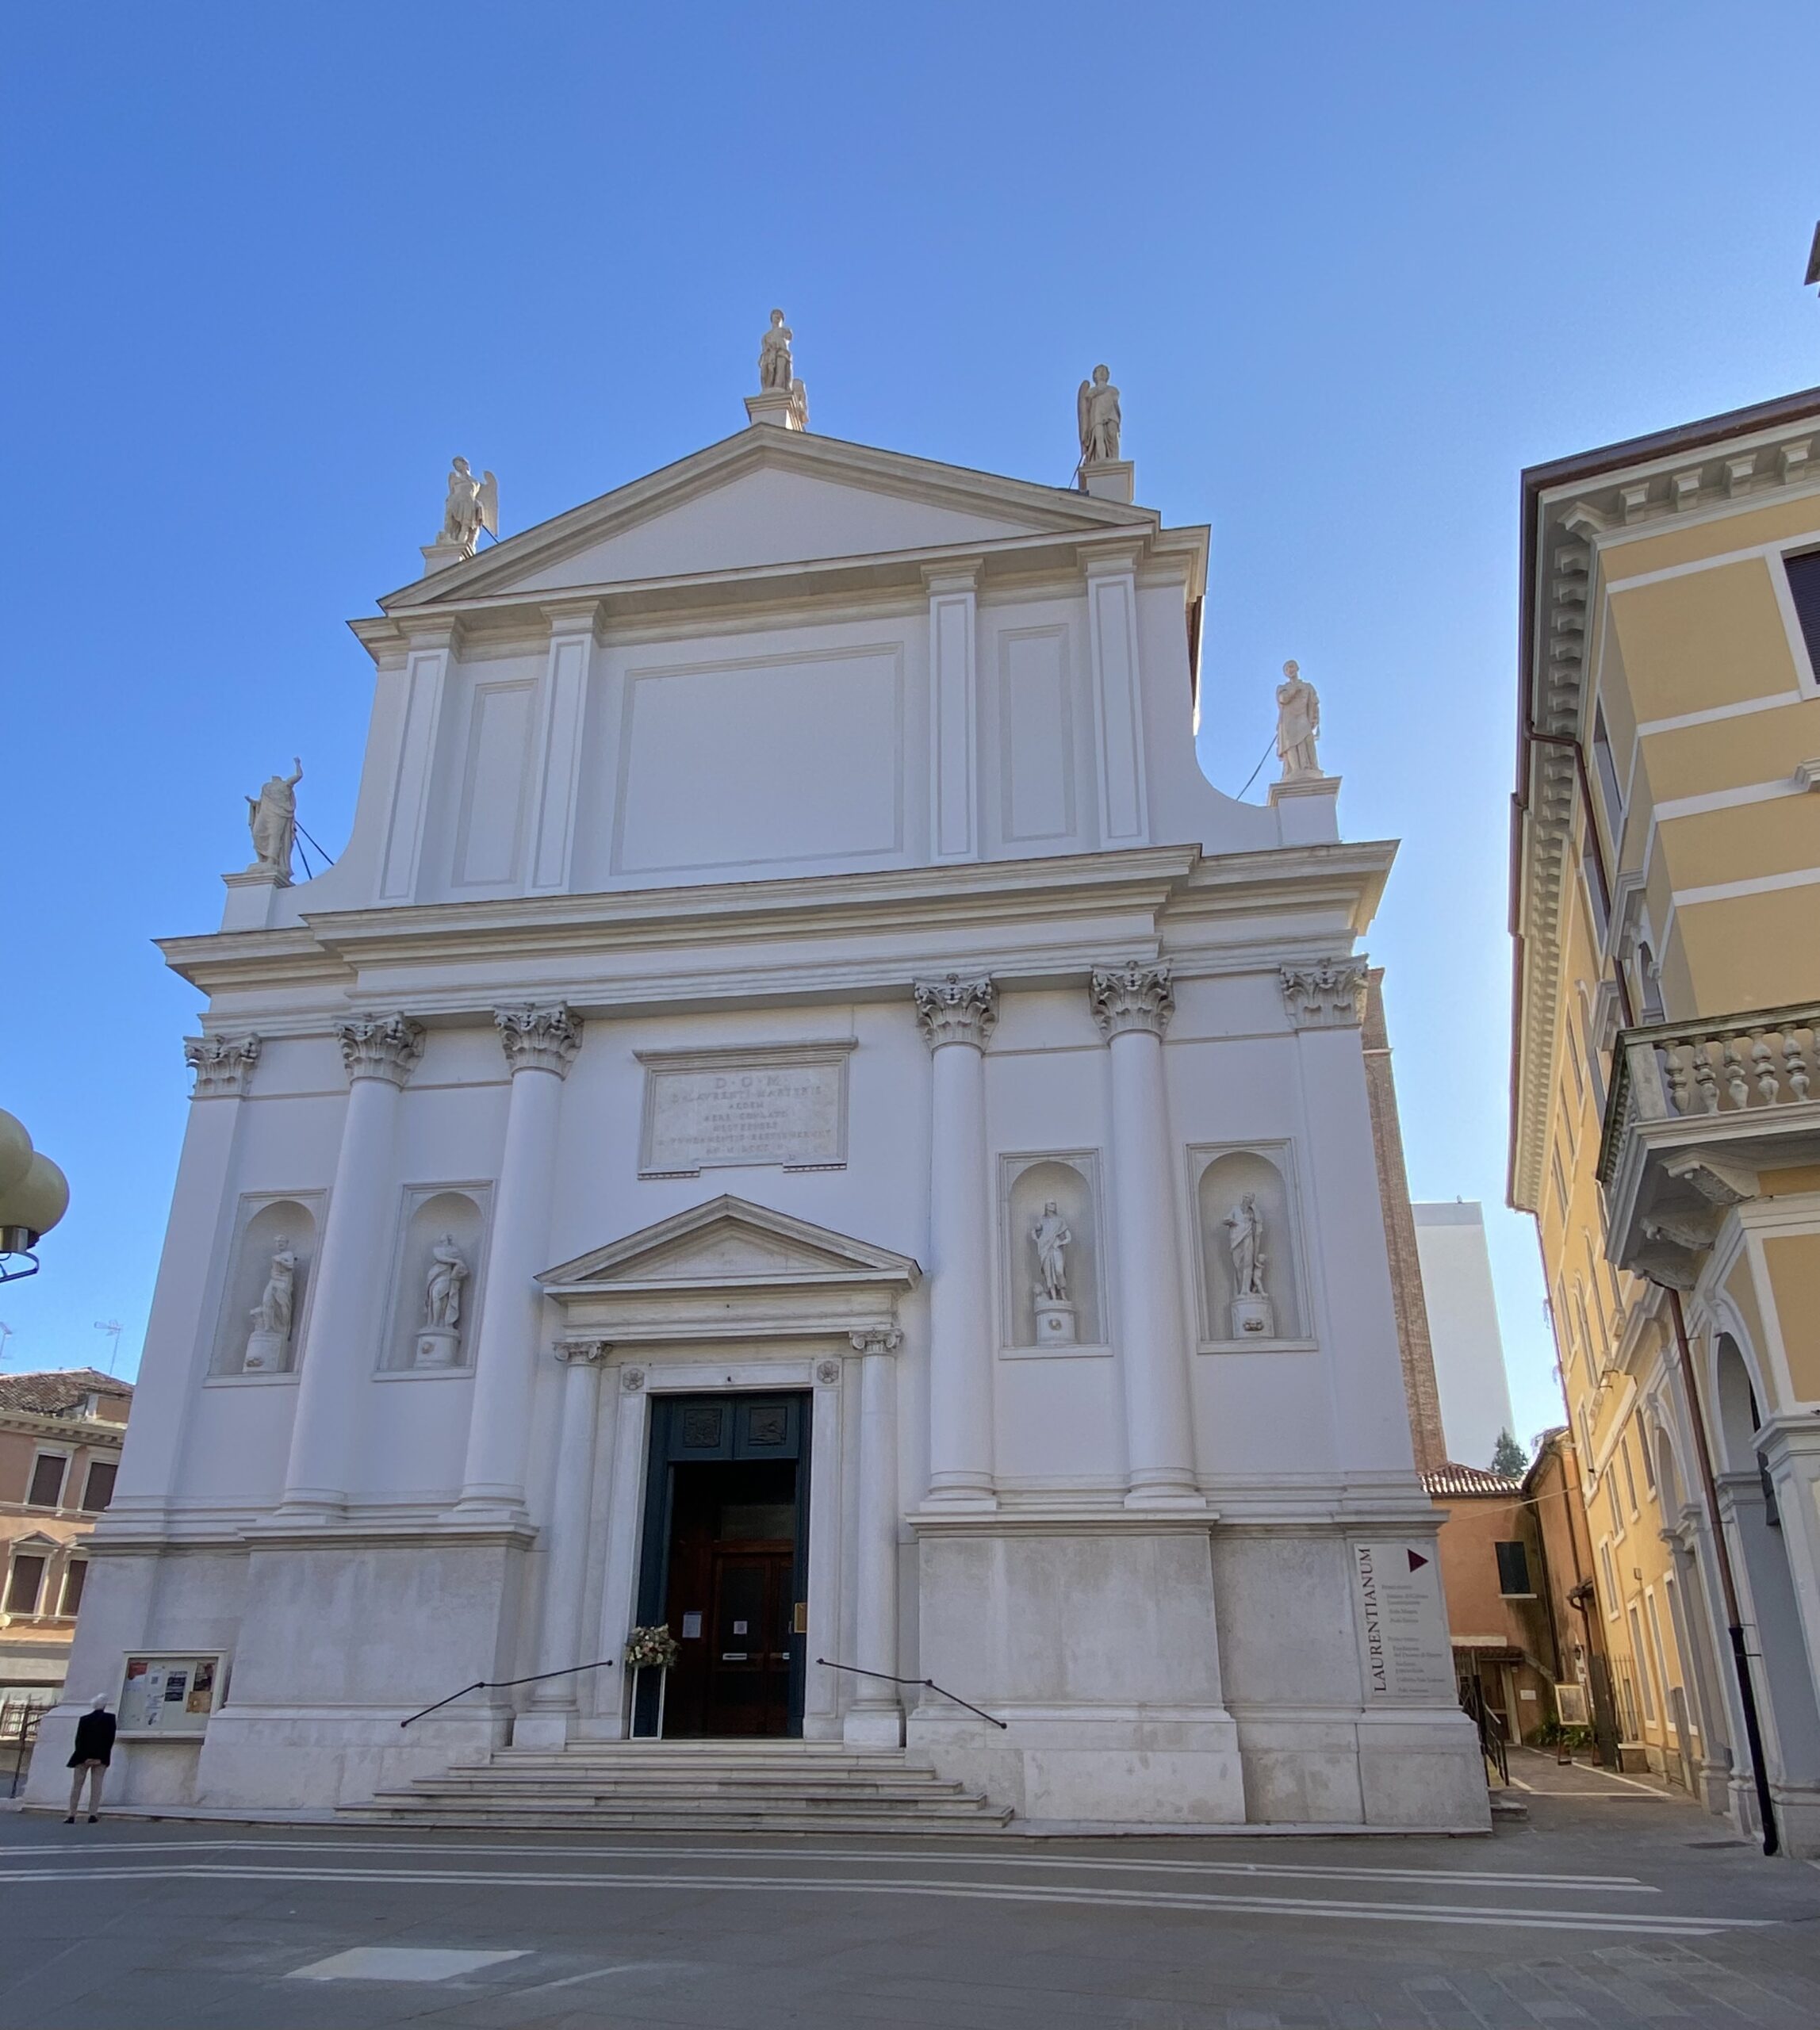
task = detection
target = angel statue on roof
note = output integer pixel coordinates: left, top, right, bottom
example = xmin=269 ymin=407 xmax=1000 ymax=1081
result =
xmin=439 ymin=457 xmax=498 ymax=556
xmin=1077 ymin=364 xmax=1122 ymax=466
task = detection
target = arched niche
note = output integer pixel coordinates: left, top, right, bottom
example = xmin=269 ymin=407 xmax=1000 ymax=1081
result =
xmin=383 ymin=1187 xmax=489 ymax=1372
xmin=1194 ymin=1147 xmax=1302 ymax=1344
xmin=1000 ymin=1154 xmax=1104 ymax=1348
xmin=212 ymin=1195 xmax=321 ymax=1377
xmin=1714 ymin=1333 xmax=1763 ymax=1474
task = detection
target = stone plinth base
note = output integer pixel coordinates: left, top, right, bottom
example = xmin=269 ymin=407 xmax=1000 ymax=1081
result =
xmin=413 ymin=1327 xmax=460 ymax=1369
xmin=1269 ymin=772 xmax=1341 ymax=846
xmin=242 ymin=1329 xmax=289 ymax=1374
xmin=1079 ymin=459 xmax=1134 ymax=504
xmin=745 ymin=385 xmax=809 ymax=431
xmin=842 ymin=1702 xmax=906 ymax=1748
xmin=1229 ymin=1295 xmax=1274 ymax=1340
xmin=510 ymin=1708 xmax=575 ymax=1752
xmin=1033 ymin=1298 xmax=1077 ymax=1346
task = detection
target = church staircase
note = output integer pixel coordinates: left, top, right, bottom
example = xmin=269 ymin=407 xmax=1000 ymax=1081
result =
xmin=339 ymin=1741 xmax=1013 ymax=1834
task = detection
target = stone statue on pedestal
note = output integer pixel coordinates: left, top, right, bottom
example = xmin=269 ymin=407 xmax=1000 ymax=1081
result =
xmin=245 ymin=760 xmax=303 ymax=879
xmin=1030 ymin=1199 xmax=1078 ymax=1345
xmin=758 ymin=309 xmax=795 ymax=391
xmin=1077 ymin=365 xmax=1122 ymax=465
xmin=1032 ymin=1201 xmax=1071 ymax=1303
xmin=243 ymin=1237 xmax=297 ymax=1372
xmin=1223 ymin=1193 xmax=1274 ymax=1339
xmin=415 ymin=1233 xmax=469 ymax=1368
xmin=439 ymin=458 xmax=498 ymax=556
xmin=1274 ymin=661 xmax=1323 ymax=780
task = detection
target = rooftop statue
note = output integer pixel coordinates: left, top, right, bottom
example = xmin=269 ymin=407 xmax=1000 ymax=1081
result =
xmin=1077 ymin=364 xmax=1122 ymax=465
xmin=1274 ymin=661 xmax=1323 ymax=780
xmin=245 ymin=759 xmax=303 ymax=879
xmin=439 ymin=456 xmax=498 ymax=556
xmin=758 ymin=308 xmax=795 ymax=392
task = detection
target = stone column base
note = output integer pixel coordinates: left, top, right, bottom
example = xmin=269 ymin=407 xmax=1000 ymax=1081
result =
xmin=843 ymin=1703 xmax=905 ymax=1748
xmin=510 ymin=1708 xmax=575 ymax=1752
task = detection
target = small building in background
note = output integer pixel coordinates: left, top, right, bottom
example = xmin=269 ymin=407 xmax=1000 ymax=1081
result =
xmin=0 ymin=1370 xmax=133 ymax=1729
xmin=1412 ymin=1201 xmax=1517 ymax=1471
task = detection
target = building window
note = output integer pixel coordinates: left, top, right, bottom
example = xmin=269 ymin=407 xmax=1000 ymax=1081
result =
xmin=1784 ymin=548 xmax=1820 ymax=676
xmin=80 ymin=1461 xmax=117 ymax=1513
xmin=1581 ymin=836 xmax=1610 ymax=945
xmin=1641 ymin=1431 xmax=1657 ymax=1493
xmin=1592 ymin=703 xmax=1625 ymax=842
xmin=1629 ymin=1606 xmax=1658 ymax=1724
xmin=1600 ymin=1540 xmax=1621 ymax=1617
xmin=58 ymin=1561 xmax=87 ymax=1618
xmin=1613 ymin=1655 xmax=1642 ymax=1740
xmin=1607 ymin=1474 xmax=1626 ymax=1541
xmin=1620 ymin=1436 xmax=1641 ymax=1519
xmin=1496 ymin=1541 xmax=1535 ymax=1597
xmin=1551 ymin=1148 xmax=1570 ymax=1228
xmin=26 ymin=1454 xmax=67 ymax=1510
xmin=5 ymin=1554 xmax=46 ymax=1616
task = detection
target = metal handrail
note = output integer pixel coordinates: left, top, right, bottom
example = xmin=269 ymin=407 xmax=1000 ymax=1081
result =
xmin=816 ymin=1657 xmax=1007 ymax=1729
xmin=400 ymin=1657 xmax=616 ymax=1729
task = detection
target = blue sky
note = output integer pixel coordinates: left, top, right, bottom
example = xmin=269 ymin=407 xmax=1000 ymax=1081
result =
xmin=2 ymin=4 xmax=1815 ymax=1454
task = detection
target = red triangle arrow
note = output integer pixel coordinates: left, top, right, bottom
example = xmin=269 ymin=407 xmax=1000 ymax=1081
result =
xmin=1407 ymin=1549 xmax=1429 ymax=1572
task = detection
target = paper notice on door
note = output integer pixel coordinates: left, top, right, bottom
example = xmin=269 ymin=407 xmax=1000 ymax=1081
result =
xmin=732 ymin=1620 xmax=749 ymax=1634
xmin=681 ymin=1612 xmax=703 ymax=1639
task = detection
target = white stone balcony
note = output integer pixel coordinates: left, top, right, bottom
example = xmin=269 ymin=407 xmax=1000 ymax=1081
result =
xmin=1599 ymin=1005 xmax=1820 ymax=1287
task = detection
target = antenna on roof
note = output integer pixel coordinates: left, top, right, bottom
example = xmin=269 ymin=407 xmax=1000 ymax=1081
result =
xmin=93 ymin=1320 xmax=122 ymax=1376
xmin=0 ymin=1322 xmax=12 ymax=1369
xmin=1807 ymin=221 xmax=1820 ymax=294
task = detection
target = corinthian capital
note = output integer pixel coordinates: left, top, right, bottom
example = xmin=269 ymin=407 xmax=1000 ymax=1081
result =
xmin=184 ymin=1032 xmax=261 ymax=1097
xmin=336 ymin=1012 xmax=426 ymax=1087
xmin=1279 ymin=959 xmax=1369 ymax=1029
xmin=914 ymin=974 xmax=997 ymax=1051
xmin=495 ymin=1002 xmax=584 ymax=1078
xmin=1090 ymin=959 xmax=1174 ymax=1040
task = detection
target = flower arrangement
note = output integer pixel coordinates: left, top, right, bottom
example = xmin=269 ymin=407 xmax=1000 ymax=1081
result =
xmin=624 ymin=1624 xmax=680 ymax=1671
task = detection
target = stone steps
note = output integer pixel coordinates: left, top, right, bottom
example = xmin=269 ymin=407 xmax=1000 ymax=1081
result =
xmin=341 ymin=1742 xmax=1013 ymax=1833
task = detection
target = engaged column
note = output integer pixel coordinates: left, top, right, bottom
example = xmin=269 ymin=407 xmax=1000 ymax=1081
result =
xmin=914 ymin=973 xmax=997 ymax=1510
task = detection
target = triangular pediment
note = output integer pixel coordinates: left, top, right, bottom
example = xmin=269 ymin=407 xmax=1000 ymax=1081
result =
xmin=382 ymin=428 xmax=1152 ymax=609
xmin=538 ymin=1194 xmax=920 ymax=1292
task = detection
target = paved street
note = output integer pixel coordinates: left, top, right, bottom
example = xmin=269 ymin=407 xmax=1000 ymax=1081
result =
xmin=2 ymin=1753 xmax=1817 ymax=2028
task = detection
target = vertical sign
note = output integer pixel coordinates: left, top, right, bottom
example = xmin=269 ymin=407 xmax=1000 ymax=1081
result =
xmin=1351 ymin=1542 xmax=1454 ymax=1703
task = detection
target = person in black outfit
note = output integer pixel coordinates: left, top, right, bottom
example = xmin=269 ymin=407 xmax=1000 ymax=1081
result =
xmin=65 ymin=1695 xmax=114 ymax=1822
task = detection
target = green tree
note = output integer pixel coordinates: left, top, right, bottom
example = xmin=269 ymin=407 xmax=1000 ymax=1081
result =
xmin=1490 ymin=1429 xmax=1527 ymax=1477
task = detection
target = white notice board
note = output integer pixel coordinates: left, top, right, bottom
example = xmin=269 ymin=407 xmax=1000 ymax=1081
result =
xmin=1350 ymin=1542 xmax=1454 ymax=1703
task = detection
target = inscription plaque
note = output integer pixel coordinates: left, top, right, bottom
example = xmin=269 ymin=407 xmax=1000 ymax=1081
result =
xmin=637 ymin=1042 xmax=856 ymax=1177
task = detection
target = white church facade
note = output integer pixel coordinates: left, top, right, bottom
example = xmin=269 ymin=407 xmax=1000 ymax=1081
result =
xmin=36 ymin=335 xmax=1486 ymax=1829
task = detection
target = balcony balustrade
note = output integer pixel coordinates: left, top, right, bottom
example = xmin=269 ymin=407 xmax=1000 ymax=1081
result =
xmin=1598 ymin=1004 xmax=1820 ymax=1289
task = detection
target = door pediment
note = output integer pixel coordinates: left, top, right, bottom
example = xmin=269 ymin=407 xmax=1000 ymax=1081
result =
xmin=538 ymin=1195 xmax=918 ymax=1345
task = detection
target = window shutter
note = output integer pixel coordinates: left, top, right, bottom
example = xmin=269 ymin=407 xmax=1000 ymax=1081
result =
xmin=27 ymin=1455 xmax=67 ymax=1509
xmin=5 ymin=1556 xmax=45 ymax=1615
xmin=1786 ymin=550 xmax=1820 ymax=674
xmin=1495 ymin=1540 xmax=1532 ymax=1596
xmin=59 ymin=1561 xmax=87 ymax=1617
xmin=81 ymin=1461 xmax=117 ymax=1512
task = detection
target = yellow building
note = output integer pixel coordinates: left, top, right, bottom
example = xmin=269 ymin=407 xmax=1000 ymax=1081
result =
xmin=1512 ymin=385 xmax=1820 ymax=1855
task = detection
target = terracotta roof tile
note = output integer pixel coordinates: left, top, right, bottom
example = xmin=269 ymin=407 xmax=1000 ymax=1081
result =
xmin=0 ymin=1368 xmax=134 ymax=1419
xmin=1422 ymin=1461 xmax=1525 ymax=1498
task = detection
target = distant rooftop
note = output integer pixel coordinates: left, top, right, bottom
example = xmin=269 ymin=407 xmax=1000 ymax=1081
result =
xmin=1412 ymin=1201 xmax=1485 ymax=1228
xmin=1422 ymin=1461 xmax=1523 ymax=1499
xmin=0 ymin=1368 xmax=134 ymax=1419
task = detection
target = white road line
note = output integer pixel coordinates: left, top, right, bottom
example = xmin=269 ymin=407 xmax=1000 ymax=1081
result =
xmin=0 ymin=1837 xmax=1655 ymax=1892
xmin=0 ymin=1863 xmax=1762 ymax=1936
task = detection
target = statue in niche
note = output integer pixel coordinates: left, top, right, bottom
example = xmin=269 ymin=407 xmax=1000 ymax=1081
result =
xmin=423 ymin=1234 xmax=469 ymax=1331
xmin=252 ymin=1238 xmax=297 ymax=1336
xmin=245 ymin=760 xmax=303 ymax=879
xmin=758 ymin=308 xmax=795 ymax=390
xmin=243 ymin=1235 xmax=298 ymax=1373
xmin=439 ymin=457 xmax=498 ymax=554
xmin=1224 ymin=1194 xmax=1266 ymax=1297
xmin=1031 ymin=1201 xmax=1072 ymax=1304
xmin=1274 ymin=661 xmax=1323 ymax=780
xmin=1222 ymin=1192 xmax=1276 ymax=1339
xmin=1076 ymin=364 xmax=1122 ymax=465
